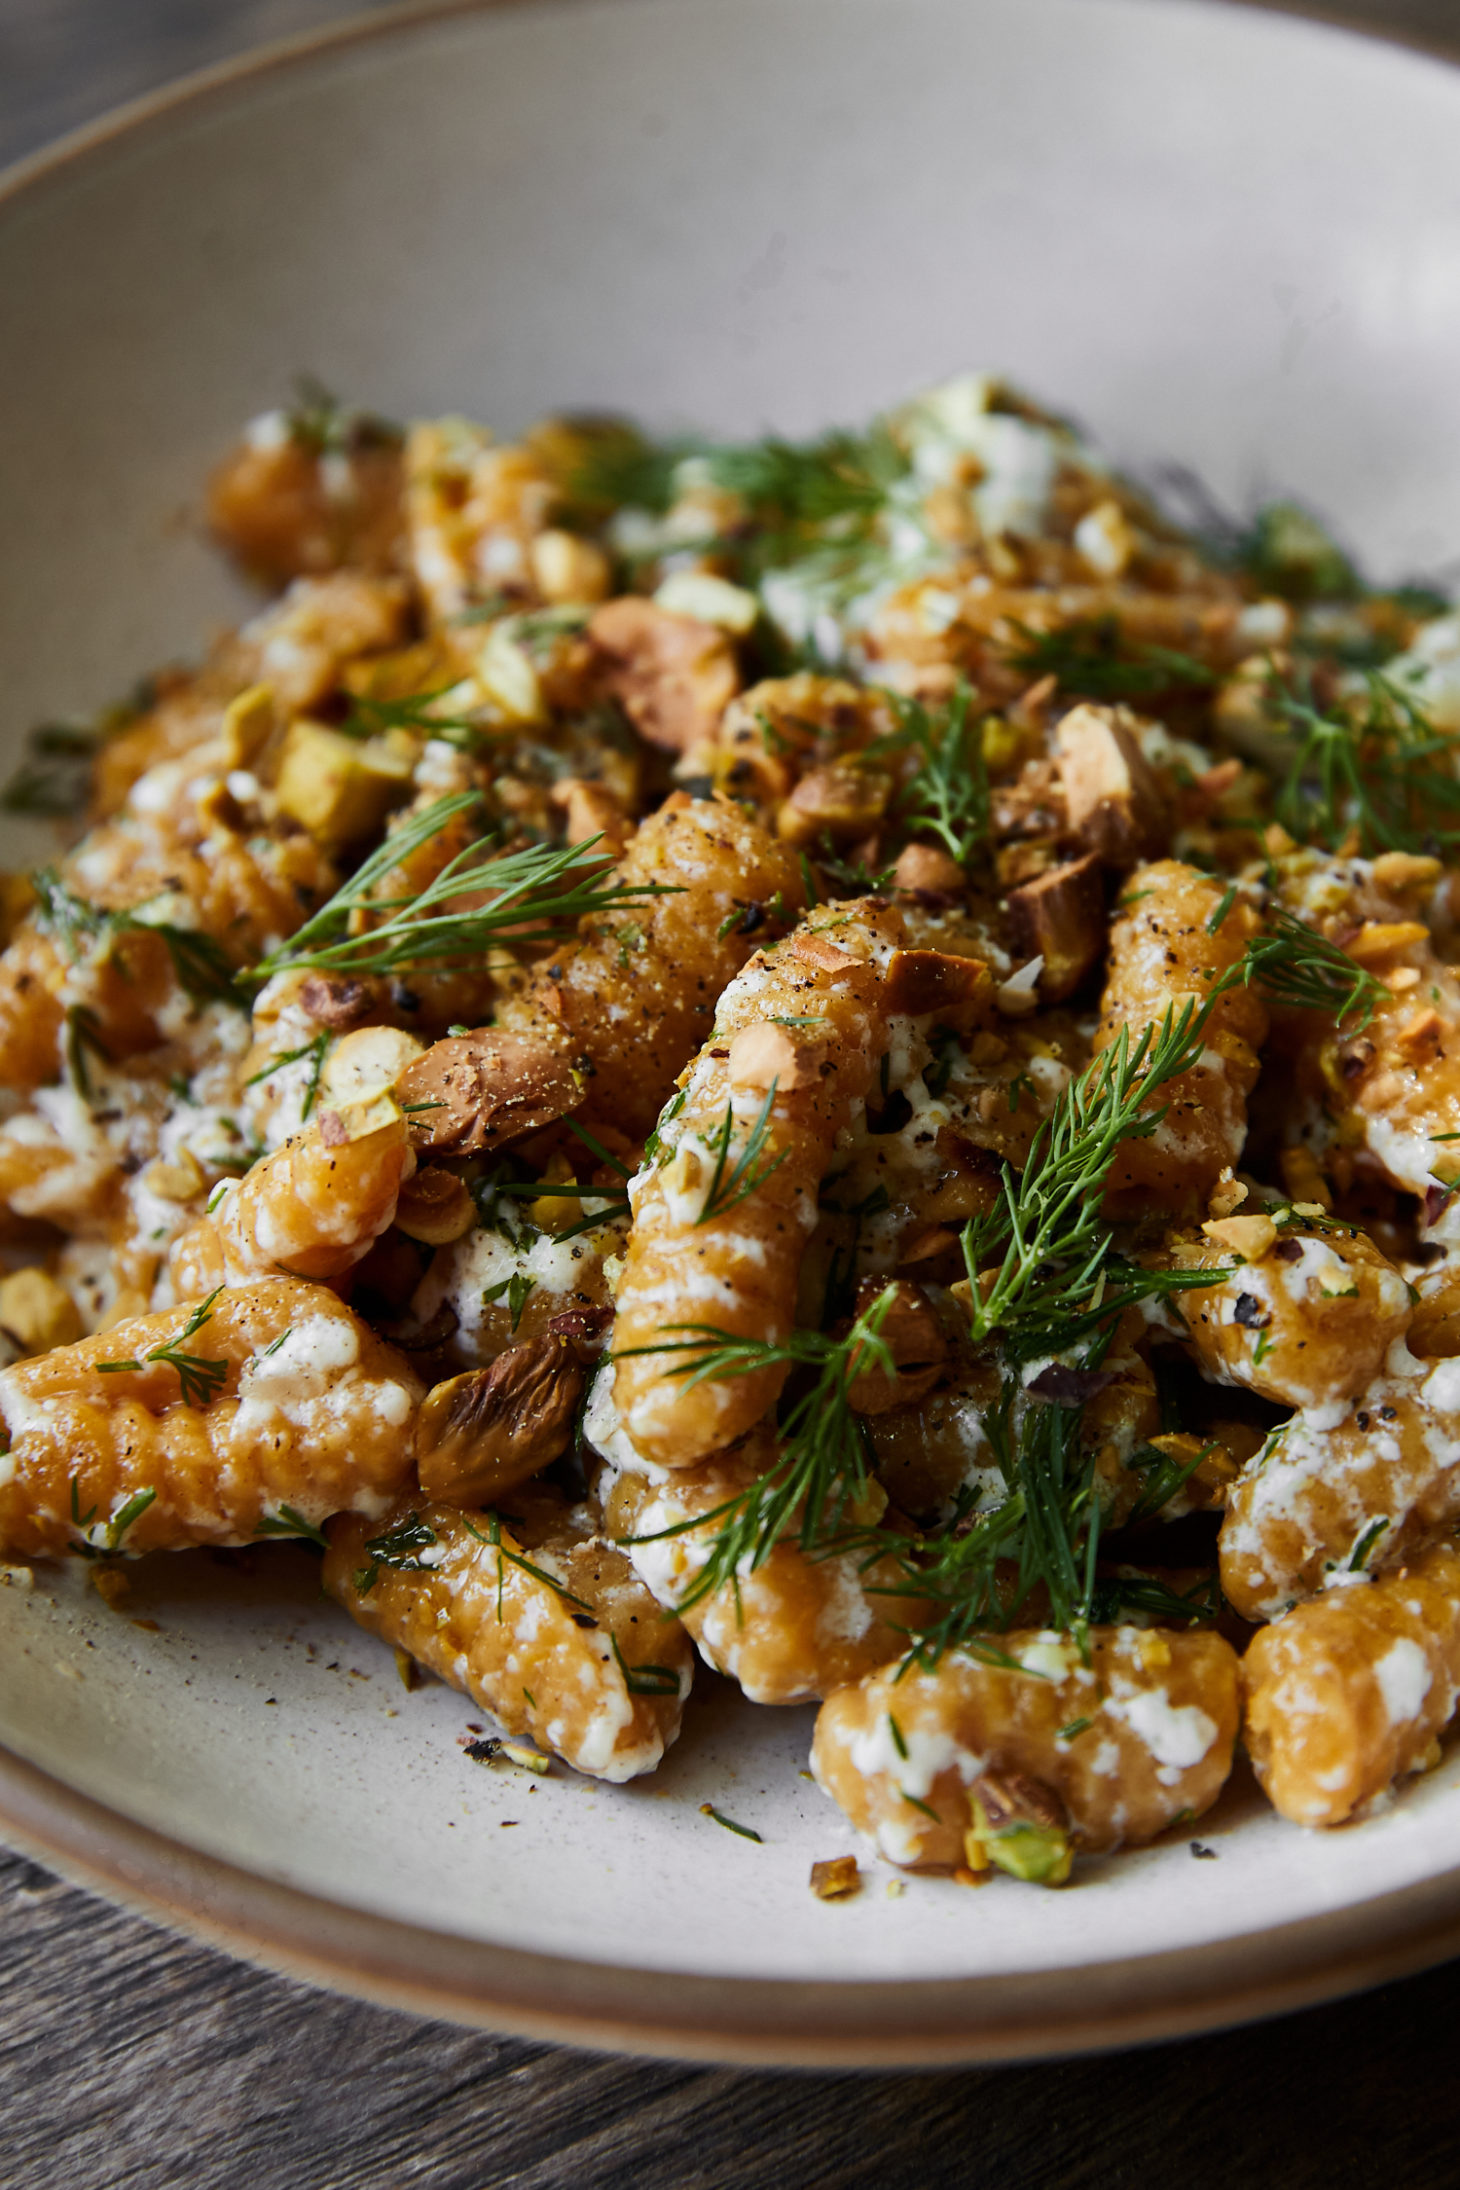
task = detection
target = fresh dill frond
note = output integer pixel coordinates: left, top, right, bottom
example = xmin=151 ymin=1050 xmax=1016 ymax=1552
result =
xmin=961 ymin=986 xmax=1236 ymax=1354
xmin=248 ymin=793 xmax=674 ymax=985
xmin=245 ymin=1029 xmax=331 ymax=1119
xmin=616 ymin=1285 xmax=899 ymax=1612
xmin=339 ymin=684 xmax=485 ymax=750
xmin=870 ymin=681 xmax=990 ymax=870
xmin=1 ymin=719 xmax=101 ymax=818
xmin=285 ymin=375 xmax=402 ymax=454
xmin=96 ymin=1285 xmax=229 ymax=1409
xmin=67 ymin=1481 xmax=158 ymax=1560
xmin=33 ymin=870 xmax=247 ymax=1010
xmin=1006 ymin=616 xmax=1217 ymax=701
xmin=1241 ymin=909 xmax=1389 ymax=1027
xmin=695 ymin=1081 xmax=788 ymax=1226
xmin=254 ymin=1504 xmax=329 ymax=1550
xmin=353 ymin=1510 xmax=438 ymax=1594
xmin=1269 ymin=667 xmax=1460 ymax=855
xmin=1124 ymin=1441 xmax=1216 ymax=1527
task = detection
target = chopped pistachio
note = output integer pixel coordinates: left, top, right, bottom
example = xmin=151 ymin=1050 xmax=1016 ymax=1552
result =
xmin=809 ymin=1856 xmax=861 ymax=1901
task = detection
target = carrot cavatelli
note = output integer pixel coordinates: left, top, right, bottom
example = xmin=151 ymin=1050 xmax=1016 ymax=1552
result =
xmin=812 ymin=1626 xmax=1240 ymax=1874
xmin=1095 ymin=860 xmax=1267 ymax=1219
xmin=611 ymin=899 xmax=901 ymax=1469
xmin=600 ymin=1440 xmax=914 ymax=1705
xmin=1242 ymin=1540 xmax=1460 ymax=1825
xmin=169 ymin=1097 xmax=412 ymax=1296
xmin=324 ymin=1488 xmax=692 ymax=1781
xmin=1219 ymin=1350 xmax=1460 ymax=1620
xmin=0 ymin=1278 xmax=421 ymax=1558
xmin=496 ymin=796 xmax=806 ymax=1143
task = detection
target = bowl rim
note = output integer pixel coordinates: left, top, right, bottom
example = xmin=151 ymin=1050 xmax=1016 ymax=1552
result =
xmin=6 ymin=0 xmax=1460 ymax=2064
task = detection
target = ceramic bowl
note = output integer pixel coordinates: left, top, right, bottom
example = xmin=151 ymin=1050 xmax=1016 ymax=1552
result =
xmin=5 ymin=0 xmax=1460 ymax=2064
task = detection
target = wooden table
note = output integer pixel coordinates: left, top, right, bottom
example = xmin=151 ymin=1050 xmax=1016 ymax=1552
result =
xmin=6 ymin=5 xmax=1460 ymax=2184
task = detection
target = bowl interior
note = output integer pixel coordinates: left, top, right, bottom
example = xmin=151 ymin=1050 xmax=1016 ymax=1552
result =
xmin=4 ymin=0 xmax=1460 ymax=1992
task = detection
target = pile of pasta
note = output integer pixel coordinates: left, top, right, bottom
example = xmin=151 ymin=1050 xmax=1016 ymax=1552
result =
xmin=5 ymin=372 xmax=1460 ymax=1885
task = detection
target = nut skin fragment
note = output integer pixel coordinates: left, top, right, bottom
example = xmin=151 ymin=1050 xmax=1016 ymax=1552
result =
xmin=604 ymin=1442 xmax=915 ymax=1704
xmin=811 ymin=1628 xmax=1240 ymax=1869
xmin=1005 ymin=853 xmax=1105 ymax=1004
xmin=395 ymin=1031 xmax=583 ymax=1157
xmin=497 ymin=797 xmax=806 ymax=1143
xmin=612 ymin=900 xmax=899 ymax=1469
xmin=1095 ymin=860 xmax=1267 ymax=1219
xmin=416 ymin=1336 xmax=585 ymax=1506
xmin=0 ymin=1279 xmax=422 ymax=1558
xmin=170 ymin=1108 xmax=411 ymax=1297
xmin=1169 ymin=1215 xmax=1412 ymax=1409
xmin=588 ymin=597 xmax=741 ymax=753
xmin=1054 ymin=704 xmax=1169 ymax=866
xmin=324 ymin=1489 xmax=692 ymax=1782
xmin=1242 ymin=1541 xmax=1460 ymax=1826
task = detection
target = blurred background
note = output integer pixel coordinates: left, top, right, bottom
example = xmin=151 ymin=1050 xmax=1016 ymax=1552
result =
xmin=1 ymin=0 xmax=1459 ymax=167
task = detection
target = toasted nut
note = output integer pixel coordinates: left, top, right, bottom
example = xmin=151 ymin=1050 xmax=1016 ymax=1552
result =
xmin=395 ymin=1167 xmax=476 ymax=1245
xmin=881 ymin=948 xmax=986 ymax=1018
xmin=141 ymin=1149 xmax=207 ymax=1204
xmin=550 ymin=777 xmax=631 ymax=855
xmin=966 ymin=1772 xmax=1073 ymax=1887
xmin=1055 ymin=704 xmax=1168 ymax=865
xmin=1207 ymin=1168 xmax=1248 ymax=1219
xmin=416 ymin=1338 xmax=585 ymax=1504
xmin=0 ymin=1268 xmax=82 ymax=1355
xmin=776 ymin=762 xmax=892 ymax=848
xmin=219 ymin=683 xmax=276 ymax=768
xmin=299 ymin=973 xmax=377 ymax=1029
xmin=1347 ymin=920 xmax=1429 ymax=966
xmin=726 ymin=1020 xmax=830 ymax=1094
xmin=1005 ymin=853 xmax=1105 ymax=1004
xmin=395 ymin=1031 xmax=580 ymax=1156
xmin=393 ymin=1645 xmax=422 ymax=1692
xmin=1370 ymin=852 xmax=1442 ymax=897
xmin=476 ymin=623 xmax=547 ymax=724
xmin=892 ymin=842 xmax=966 ymax=895
xmin=529 ymin=528 xmax=612 ymax=605
xmin=789 ymin=932 xmax=856 ymax=974
xmin=1200 ymin=1213 xmax=1278 ymax=1261
xmin=809 ymin=1856 xmax=862 ymax=1901
xmin=654 ymin=570 xmax=760 ymax=633
xmin=89 ymin=1565 xmax=131 ymax=1609
xmin=319 ymin=1024 xmax=425 ymax=1109
xmin=588 ymin=596 xmax=741 ymax=752
xmin=274 ymin=718 xmax=414 ymax=851
xmin=847 ymin=1278 xmax=948 ymax=1415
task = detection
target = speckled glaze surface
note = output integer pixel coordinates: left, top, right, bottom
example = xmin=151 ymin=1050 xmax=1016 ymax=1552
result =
xmin=6 ymin=0 xmax=1460 ymax=2062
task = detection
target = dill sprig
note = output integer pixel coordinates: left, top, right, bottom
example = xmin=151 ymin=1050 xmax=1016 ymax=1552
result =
xmin=1 ymin=719 xmax=101 ymax=819
xmin=1269 ymin=667 xmax=1460 ymax=855
xmin=339 ymin=684 xmax=485 ymax=750
xmin=869 ymin=681 xmax=990 ymax=871
xmin=97 ymin=1286 xmax=229 ymax=1409
xmin=1241 ymin=908 xmax=1389 ymax=1028
xmin=961 ymin=988 xmax=1236 ymax=1355
xmin=616 ymin=1285 xmax=900 ymax=1612
xmin=285 ymin=374 xmax=402 ymax=455
xmin=34 ymin=870 xmax=247 ymax=1009
xmin=248 ymin=793 xmax=674 ymax=985
xmin=695 ymin=1081 xmax=787 ymax=1226
xmin=1006 ymin=616 xmax=1217 ymax=701
xmin=68 ymin=1479 xmax=158 ymax=1561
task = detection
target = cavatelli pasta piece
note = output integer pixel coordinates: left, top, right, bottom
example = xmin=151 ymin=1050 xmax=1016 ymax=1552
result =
xmin=1169 ymin=1209 xmax=1413 ymax=1409
xmin=1219 ymin=1350 xmax=1460 ymax=1620
xmin=0 ymin=1279 xmax=421 ymax=1558
xmin=169 ymin=1097 xmax=412 ymax=1297
xmin=497 ymin=795 xmax=806 ymax=1143
xmin=323 ymin=1489 xmax=692 ymax=1781
xmin=1242 ymin=1540 xmax=1460 ymax=1826
xmin=207 ymin=407 xmax=406 ymax=585
xmin=812 ymin=1626 xmax=1240 ymax=1873
xmin=1095 ymin=860 xmax=1267 ymax=1219
xmin=611 ymin=899 xmax=901 ymax=1469
xmin=602 ymin=1441 xmax=914 ymax=1705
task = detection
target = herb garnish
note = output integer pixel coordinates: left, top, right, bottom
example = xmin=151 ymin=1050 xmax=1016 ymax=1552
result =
xmin=1006 ymin=617 xmax=1217 ymax=701
xmin=694 ymin=1081 xmax=788 ymax=1226
xmin=1270 ymin=667 xmax=1460 ymax=855
xmin=870 ymin=681 xmax=990 ymax=871
xmin=34 ymin=870 xmax=247 ymax=1010
xmin=248 ymin=793 xmax=673 ymax=985
xmin=97 ymin=1286 xmax=229 ymax=1409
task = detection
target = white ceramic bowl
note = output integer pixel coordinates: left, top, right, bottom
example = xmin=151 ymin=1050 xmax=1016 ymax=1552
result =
xmin=6 ymin=0 xmax=1460 ymax=2064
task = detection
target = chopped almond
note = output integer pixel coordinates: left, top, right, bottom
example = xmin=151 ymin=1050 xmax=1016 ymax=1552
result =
xmin=1201 ymin=1213 xmax=1278 ymax=1260
xmin=588 ymin=596 xmax=741 ymax=752
xmin=1005 ymin=852 xmax=1104 ymax=1003
xmin=1054 ymin=704 xmax=1168 ymax=865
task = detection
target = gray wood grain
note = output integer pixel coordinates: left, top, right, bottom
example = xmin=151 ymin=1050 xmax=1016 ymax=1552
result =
xmin=7 ymin=4 xmax=1460 ymax=2185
